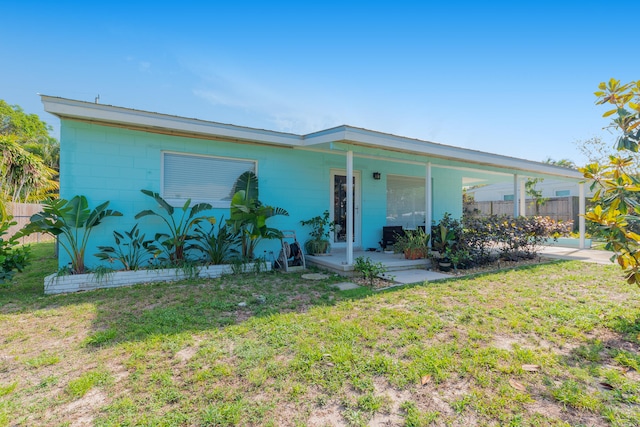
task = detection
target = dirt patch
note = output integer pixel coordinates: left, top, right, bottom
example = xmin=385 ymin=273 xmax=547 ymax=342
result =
xmin=51 ymin=388 xmax=107 ymax=427
xmin=307 ymin=403 xmax=348 ymax=427
xmin=175 ymin=337 xmax=203 ymax=362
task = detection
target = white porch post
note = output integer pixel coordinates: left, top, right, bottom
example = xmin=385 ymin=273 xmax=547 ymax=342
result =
xmin=520 ymin=178 xmax=526 ymax=217
xmin=513 ymin=174 xmax=520 ymax=217
xmin=579 ymin=182 xmax=586 ymax=249
xmin=426 ymin=162 xmax=432 ymax=244
xmin=346 ymin=150 xmax=354 ymax=265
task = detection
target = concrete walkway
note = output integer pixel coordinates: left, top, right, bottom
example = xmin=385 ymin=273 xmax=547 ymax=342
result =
xmin=332 ymin=246 xmax=615 ymax=291
xmin=538 ymin=246 xmax=614 ymax=265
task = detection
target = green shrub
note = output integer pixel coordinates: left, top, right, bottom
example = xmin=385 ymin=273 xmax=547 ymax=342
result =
xmin=0 ymin=215 xmax=30 ymax=283
xmin=191 ymin=217 xmax=239 ymax=264
xmin=16 ymin=196 xmax=121 ymax=274
xmin=136 ymin=189 xmax=213 ymax=263
xmin=95 ymin=224 xmax=157 ymax=270
xmin=354 ymin=256 xmax=388 ymax=286
xmin=461 ymin=214 xmax=572 ymax=262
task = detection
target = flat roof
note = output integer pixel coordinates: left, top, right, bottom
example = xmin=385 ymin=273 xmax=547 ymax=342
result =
xmin=41 ymin=95 xmax=583 ymax=180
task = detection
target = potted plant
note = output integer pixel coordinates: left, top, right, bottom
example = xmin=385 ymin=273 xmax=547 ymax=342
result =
xmin=449 ymin=248 xmax=471 ymax=272
xmin=300 ymin=210 xmax=335 ymax=255
xmin=393 ymin=228 xmax=430 ymax=260
xmin=432 ymin=223 xmax=457 ymax=270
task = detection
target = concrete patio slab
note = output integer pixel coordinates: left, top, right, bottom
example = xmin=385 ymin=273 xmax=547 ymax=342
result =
xmin=301 ymin=273 xmax=329 ymax=280
xmin=386 ymin=269 xmax=452 ymax=284
xmin=333 ymin=282 xmax=361 ymax=291
xmin=539 ymin=246 xmax=613 ymax=265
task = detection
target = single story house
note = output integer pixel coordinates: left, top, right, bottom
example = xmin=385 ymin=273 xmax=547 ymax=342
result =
xmin=41 ymin=95 xmax=588 ymax=270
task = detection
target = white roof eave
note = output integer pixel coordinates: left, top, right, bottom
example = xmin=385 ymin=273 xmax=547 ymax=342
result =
xmin=303 ymin=126 xmax=584 ymax=180
xmin=41 ymin=95 xmax=584 ymax=180
xmin=40 ymin=95 xmax=304 ymax=147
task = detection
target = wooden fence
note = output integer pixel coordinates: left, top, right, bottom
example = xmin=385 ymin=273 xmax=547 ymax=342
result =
xmin=465 ymin=196 xmax=581 ymax=226
xmin=4 ymin=202 xmax=54 ymax=244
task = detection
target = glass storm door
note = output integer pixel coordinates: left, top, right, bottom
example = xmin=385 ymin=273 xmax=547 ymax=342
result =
xmin=330 ymin=170 xmax=361 ymax=248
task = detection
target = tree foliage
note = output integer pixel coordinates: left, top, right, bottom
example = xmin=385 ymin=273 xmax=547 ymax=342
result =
xmin=17 ymin=196 xmax=122 ymax=274
xmin=0 ymin=135 xmax=58 ymax=204
xmin=227 ymin=172 xmax=289 ymax=259
xmin=544 ymin=157 xmax=577 ymax=169
xmin=0 ymin=101 xmax=59 ymax=210
xmin=581 ymin=78 xmax=640 ymax=285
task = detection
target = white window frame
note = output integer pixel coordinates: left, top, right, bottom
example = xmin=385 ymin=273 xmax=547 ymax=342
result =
xmin=161 ymin=151 xmax=257 ymax=208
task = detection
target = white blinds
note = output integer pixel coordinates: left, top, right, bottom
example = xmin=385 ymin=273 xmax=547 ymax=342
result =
xmin=386 ymin=175 xmax=426 ymax=228
xmin=163 ymin=152 xmax=255 ymax=203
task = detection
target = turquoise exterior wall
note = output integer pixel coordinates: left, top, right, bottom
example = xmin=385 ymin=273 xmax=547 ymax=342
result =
xmin=58 ymin=120 xmax=467 ymax=269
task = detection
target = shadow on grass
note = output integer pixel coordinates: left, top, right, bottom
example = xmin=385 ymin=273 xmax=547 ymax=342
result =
xmin=0 ymin=243 xmax=596 ymax=350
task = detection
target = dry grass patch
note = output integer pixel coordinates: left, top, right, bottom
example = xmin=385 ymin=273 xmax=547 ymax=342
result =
xmin=0 ymin=242 xmax=639 ymax=426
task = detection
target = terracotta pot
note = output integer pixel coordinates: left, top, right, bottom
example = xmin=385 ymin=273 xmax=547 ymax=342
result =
xmin=404 ymin=248 xmax=425 ymax=260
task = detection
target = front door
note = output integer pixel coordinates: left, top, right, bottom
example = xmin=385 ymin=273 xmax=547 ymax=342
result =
xmin=330 ymin=170 xmax=361 ymax=248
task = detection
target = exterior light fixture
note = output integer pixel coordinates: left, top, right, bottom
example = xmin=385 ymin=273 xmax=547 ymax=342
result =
xmin=373 ymin=172 xmax=381 ymax=180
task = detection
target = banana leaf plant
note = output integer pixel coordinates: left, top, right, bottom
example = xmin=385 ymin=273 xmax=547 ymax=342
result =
xmin=227 ymin=172 xmax=289 ymax=259
xmin=135 ymin=189 xmax=213 ymax=263
xmin=16 ymin=196 xmax=122 ymax=274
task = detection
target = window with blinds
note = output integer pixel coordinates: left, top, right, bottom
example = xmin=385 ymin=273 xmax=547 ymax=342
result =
xmin=162 ymin=152 xmax=256 ymax=207
xmin=386 ymin=175 xmax=426 ymax=229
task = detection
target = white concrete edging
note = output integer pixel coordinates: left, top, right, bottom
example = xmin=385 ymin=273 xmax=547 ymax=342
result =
xmin=43 ymin=262 xmax=271 ymax=295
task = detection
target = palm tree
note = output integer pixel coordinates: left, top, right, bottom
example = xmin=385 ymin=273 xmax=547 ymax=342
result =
xmin=0 ymin=135 xmax=58 ymax=204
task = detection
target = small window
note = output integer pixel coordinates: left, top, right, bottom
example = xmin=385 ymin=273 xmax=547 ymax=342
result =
xmin=555 ymin=190 xmax=571 ymax=197
xmin=503 ymin=194 xmax=514 ymax=201
xmin=162 ymin=152 xmax=256 ymax=207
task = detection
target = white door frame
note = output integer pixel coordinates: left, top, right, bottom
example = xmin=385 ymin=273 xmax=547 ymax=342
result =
xmin=329 ymin=168 xmax=361 ymax=250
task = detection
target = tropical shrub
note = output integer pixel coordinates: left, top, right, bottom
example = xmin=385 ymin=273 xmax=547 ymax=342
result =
xmin=16 ymin=196 xmax=121 ymax=274
xmin=95 ymin=224 xmax=157 ymax=270
xmin=227 ymin=172 xmax=288 ymax=259
xmin=190 ymin=217 xmax=240 ymax=265
xmin=0 ymin=215 xmax=30 ymax=282
xmin=135 ymin=189 xmax=213 ymax=263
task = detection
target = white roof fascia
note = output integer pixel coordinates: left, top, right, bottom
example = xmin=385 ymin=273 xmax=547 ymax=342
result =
xmin=40 ymin=95 xmax=304 ymax=147
xmin=305 ymin=126 xmax=583 ymax=180
xmin=42 ymin=96 xmax=583 ymax=181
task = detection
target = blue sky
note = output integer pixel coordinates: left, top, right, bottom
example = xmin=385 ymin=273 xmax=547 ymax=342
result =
xmin=2 ymin=1 xmax=636 ymax=165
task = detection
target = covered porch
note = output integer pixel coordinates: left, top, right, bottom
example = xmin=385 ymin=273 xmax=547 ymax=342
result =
xmin=300 ymin=126 xmax=588 ymax=270
xmin=305 ymin=248 xmax=431 ymax=276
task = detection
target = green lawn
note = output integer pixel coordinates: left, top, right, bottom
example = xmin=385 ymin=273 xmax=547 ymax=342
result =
xmin=1 ymin=242 xmax=639 ymax=426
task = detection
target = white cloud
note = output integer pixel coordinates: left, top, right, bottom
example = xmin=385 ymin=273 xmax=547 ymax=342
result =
xmin=138 ymin=61 xmax=151 ymax=72
xmin=188 ymin=62 xmax=347 ymax=134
